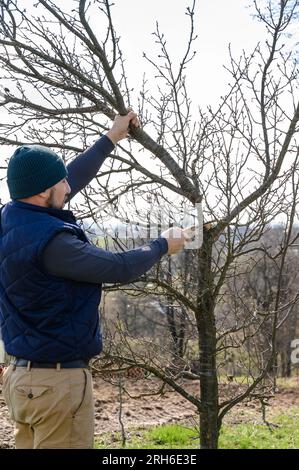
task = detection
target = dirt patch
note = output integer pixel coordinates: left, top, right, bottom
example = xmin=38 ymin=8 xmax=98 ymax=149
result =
xmin=1 ymin=374 xmax=298 ymax=448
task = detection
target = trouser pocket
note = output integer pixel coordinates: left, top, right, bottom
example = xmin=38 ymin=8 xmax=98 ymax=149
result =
xmin=11 ymin=383 xmax=55 ymax=423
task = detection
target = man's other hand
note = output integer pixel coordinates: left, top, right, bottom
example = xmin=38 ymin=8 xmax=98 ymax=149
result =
xmin=106 ymin=107 xmax=140 ymax=144
xmin=160 ymin=227 xmax=184 ymax=255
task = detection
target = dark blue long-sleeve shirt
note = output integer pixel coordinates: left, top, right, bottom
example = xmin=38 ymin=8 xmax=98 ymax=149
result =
xmin=42 ymin=135 xmax=168 ymax=283
xmin=65 ymin=135 xmax=114 ymax=201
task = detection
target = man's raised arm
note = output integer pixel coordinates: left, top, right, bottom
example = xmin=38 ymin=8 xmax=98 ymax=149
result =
xmin=66 ymin=109 xmax=139 ymax=201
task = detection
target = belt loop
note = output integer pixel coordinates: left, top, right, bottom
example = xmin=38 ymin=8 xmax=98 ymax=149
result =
xmin=56 ymin=362 xmax=61 ymax=371
xmin=26 ymin=360 xmax=31 ymax=372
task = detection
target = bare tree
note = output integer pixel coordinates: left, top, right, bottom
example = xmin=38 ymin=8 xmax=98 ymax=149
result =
xmin=229 ymin=225 xmax=299 ymax=379
xmin=1 ymin=0 xmax=299 ymax=448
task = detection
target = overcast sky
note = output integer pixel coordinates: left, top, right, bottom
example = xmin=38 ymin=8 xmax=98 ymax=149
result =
xmin=109 ymin=0 xmax=266 ymax=106
xmin=0 ymin=0 xmax=270 ymax=203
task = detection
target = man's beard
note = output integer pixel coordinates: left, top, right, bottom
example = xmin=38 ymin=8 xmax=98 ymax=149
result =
xmin=46 ymin=188 xmax=70 ymax=209
xmin=46 ymin=188 xmax=63 ymax=209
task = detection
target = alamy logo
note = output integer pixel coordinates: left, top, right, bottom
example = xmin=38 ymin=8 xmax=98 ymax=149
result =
xmin=290 ymin=339 xmax=299 ymax=364
xmin=93 ymin=200 xmax=204 ymax=249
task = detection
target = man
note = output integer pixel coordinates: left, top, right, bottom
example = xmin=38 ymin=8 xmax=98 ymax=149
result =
xmin=0 ymin=110 xmax=187 ymax=449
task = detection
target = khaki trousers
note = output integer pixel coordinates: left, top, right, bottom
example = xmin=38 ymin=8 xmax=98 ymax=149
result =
xmin=2 ymin=364 xmax=94 ymax=449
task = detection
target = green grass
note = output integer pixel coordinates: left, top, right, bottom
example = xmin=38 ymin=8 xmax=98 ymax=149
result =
xmin=94 ymin=407 xmax=299 ymax=449
xmin=219 ymin=409 xmax=299 ymax=449
xmin=146 ymin=424 xmax=199 ymax=448
xmin=95 ymin=424 xmax=198 ymax=449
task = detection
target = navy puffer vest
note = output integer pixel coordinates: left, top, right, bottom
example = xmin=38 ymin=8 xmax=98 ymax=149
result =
xmin=0 ymin=200 xmax=102 ymax=362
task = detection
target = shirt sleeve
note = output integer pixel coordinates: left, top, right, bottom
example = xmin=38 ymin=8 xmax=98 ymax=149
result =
xmin=66 ymin=135 xmax=114 ymax=201
xmin=42 ymin=231 xmax=169 ymax=284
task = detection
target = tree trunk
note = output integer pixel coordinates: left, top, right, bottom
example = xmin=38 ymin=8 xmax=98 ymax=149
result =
xmin=197 ymin=229 xmax=219 ymax=449
xmin=199 ymin=326 xmax=219 ymax=448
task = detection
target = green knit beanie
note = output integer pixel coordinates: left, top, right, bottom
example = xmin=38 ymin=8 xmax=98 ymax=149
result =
xmin=7 ymin=145 xmax=68 ymax=199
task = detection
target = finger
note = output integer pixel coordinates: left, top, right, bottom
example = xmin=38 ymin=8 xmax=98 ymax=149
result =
xmin=184 ymin=233 xmax=195 ymax=242
xmin=128 ymin=113 xmax=139 ymax=130
xmin=127 ymin=111 xmax=137 ymax=120
xmin=183 ymin=226 xmax=197 ymax=241
xmin=183 ymin=230 xmax=194 ymax=240
xmin=131 ymin=119 xmax=139 ymax=128
xmin=183 ymin=225 xmax=196 ymax=233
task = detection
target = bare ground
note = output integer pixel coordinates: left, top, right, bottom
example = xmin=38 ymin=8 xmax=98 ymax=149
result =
xmin=0 ymin=373 xmax=298 ymax=448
